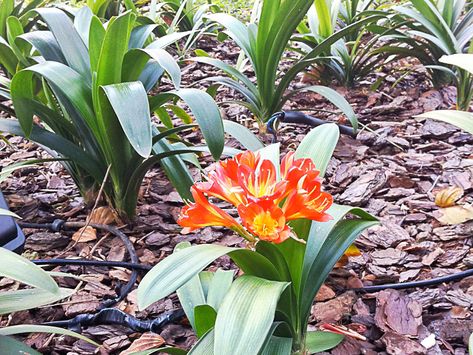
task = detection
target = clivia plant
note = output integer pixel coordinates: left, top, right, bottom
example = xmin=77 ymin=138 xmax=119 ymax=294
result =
xmin=389 ymin=0 xmax=473 ymax=109
xmin=295 ymin=0 xmax=394 ymax=88
xmin=192 ymin=0 xmax=380 ymax=130
xmin=137 ymin=124 xmax=378 ymax=355
xmin=0 ymin=7 xmax=225 ymax=220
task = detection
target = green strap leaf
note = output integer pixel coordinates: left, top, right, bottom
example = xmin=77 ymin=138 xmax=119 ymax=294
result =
xmin=137 ymin=245 xmax=238 ymax=310
xmin=206 ymin=13 xmax=252 ymax=59
xmin=0 ymin=335 xmax=41 ymax=355
xmin=153 ymin=138 xmax=194 ymax=202
xmin=0 ymin=118 xmax=104 ymax=183
xmin=305 ymin=331 xmax=344 ymax=353
xmin=223 ymin=120 xmax=264 ymax=151
xmin=188 ymin=329 xmax=215 ymax=355
xmin=0 ymin=37 xmax=18 ymax=75
xmin=11 ymin=62 xmax=97 ymax=138
xmin=417 ymin=110 xmax=473 ymax=135
xmin=34 ymin=8 xmax=90 ymax=80
xmin=124 ymin=47 xmax=182 ymax=89
xmin=101 ymin=81 xmax=152 ymax=158
xmin=214 ymin=275 xmax=289 ymax=355
xmin=95 ymin=11 xmax=134 ymax=88
xmin=295 ymin=86 xmax=358 ymax=131
xmin=206 ymin=269 xmax=234 ymax=311
xmin=0 ymin=287 xmax=73 ymax=315
xmin=295 ymin=123 xmax=340 ymax=178
xmin=0 ymin=208 xmax=20 ymax=218
xmin=300 ymin=206 xmax=378 ymax=325
xmin=18 ymin=31 xmax=67 ymax=63
xmin=175 ymin=242 xmax=206 ymax=331
xmin=0 ymin=325 xmax=98 ymax=346
xmin=260 ymin=336 xmax=292 ymax=355
xmin=74 ymin=6 xmax=93 ymax=48
xmin=440 ymin=53 xmax=473 ymax=74
xmin=194 ymin=305 xmax=217 ymax=338
xmin=170 ymin=88 xmax=224 ymax=161
xmin=0 ymin=247 xmax=57 ymax=292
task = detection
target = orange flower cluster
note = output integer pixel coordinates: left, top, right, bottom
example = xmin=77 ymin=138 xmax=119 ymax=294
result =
xmin=177 ymin=151 xmax=333 ymax=244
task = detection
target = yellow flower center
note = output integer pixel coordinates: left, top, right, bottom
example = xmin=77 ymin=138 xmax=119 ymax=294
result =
xmin=252 ymin=212 xmax=279 ymax=238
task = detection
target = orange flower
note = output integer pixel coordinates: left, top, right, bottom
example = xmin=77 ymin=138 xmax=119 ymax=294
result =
xmin=281 ymin=151 xmax=318 ymax=187
xmin=238 ymin=200 xmax=291 ymax=243
xmin=282 ymin=172 xmax=332 ymax=222
xmin=196 ymin=151 xmax=261 ymax=206
xmin=238 ymin=159 xmax=288 ymax=203
xmin=177 ymin=186 xmax=240 ymax=233
xmin=177 ymin=150 xmax=333 ymax=244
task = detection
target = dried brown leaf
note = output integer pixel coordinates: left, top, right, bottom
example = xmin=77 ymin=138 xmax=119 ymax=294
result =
xmin=120 ymin=332 xmax=165 ymax=355
xmin=435 ymin=204 xmax=473 ymax=225
xmin=72 ymin=226 xmax=97 ymax=242
xmin=89 ymin=206 xmax=117 ymax=225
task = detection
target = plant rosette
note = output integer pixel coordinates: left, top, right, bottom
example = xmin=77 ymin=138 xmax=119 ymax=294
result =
xmin=137 ymin=124 xmax=378 ymax=355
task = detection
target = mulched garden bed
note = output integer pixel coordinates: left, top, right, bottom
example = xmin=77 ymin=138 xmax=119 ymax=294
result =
xmin=1 ymin=37 xmax=472 ymax=354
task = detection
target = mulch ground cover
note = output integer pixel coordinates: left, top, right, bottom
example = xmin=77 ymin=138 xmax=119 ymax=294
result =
xmin=1 ymin=37 xmax=472 ymax=354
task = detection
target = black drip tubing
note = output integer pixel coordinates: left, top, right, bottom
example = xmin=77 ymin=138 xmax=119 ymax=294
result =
xmin=266 ymin=111 xmax=357 ymax=143
xmin=17 ymin=219 xmax=473 ymax=333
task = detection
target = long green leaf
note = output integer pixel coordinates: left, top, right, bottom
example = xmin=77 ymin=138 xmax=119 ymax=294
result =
xmin=0 ymin=287 xmax=73 ymax=314
xmin=0 ymin=208 xmax=20 ymax=218
xmin=295 ymin=123 xmax=340 ymax=178
xmin=214 ymin=275 xmax=288 ymax=355
xmin=260 ymin=336 xmax=292 ymax=355
xmin=297 ymin=86 xmax=358 ymax=130
xmin=11 ymin=62 xmax=97 ymax=138
xmin=300 ymin=206 xmax=378 ymax=325
xmin=206 ymin=269 xmax=234 ymax=311
xmin=0 ymin=119 xmax=104 ymax=183
xmin=34 ymin=8 xmax=90 ymax=80
xmin=137 ymin=245 xmax=237 ymax=310
xmin=0 ymin=335 xmax=41 ymax=355
xmin=95 ymin=11 xmax=133 ymax=87
xmin=194 ymin=305 xmax=217 ymax=338
xmin=0 ymin=0 xmax=14 ymax=37
xmin=417 ymin=110 xmax=473 ymax=135
xmin=189 ymin=329 xmax=215 ymax=355
xmin=175 ymin=242 xmax=206 ymax=330
xmin=101 ymin=81 xmax=152 ymax=157
xmin=0 ymin=325 xmax=98 ymax=346
xmin=305 ymin=331 xmax=344 ymax=353
xmin=0 ymin=247 xmax=58 ymax=293
xmin=0 ymin=37 xmax=18 ymax=75
xmin=440 ymin=53 xmax=473 ymax=74
xmin=153 ymin=138 xmax=194 ymax=201
xmin=223 ymin=120 xmax=264 ymax=151
xmin=170 ymin=88 xmax=224 ymax=160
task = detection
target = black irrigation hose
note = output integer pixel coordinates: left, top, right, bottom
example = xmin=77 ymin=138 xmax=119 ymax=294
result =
xmin=33 ymin=258 xmax=152 ymax=271
xmin=352 ymin=268 xmax=473 ymax=293
xmin=17 ymin=219 xmax=473 ymax=333
xmin=43 ymin=308 xmax=186 ymax=334
xmin=267 ymin=111 xmax=357 ymax=143
xmin=19 ymin=220 xmax=140 ymax=310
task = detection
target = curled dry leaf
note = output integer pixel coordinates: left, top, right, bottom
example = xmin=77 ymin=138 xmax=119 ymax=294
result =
xmin=320 ymin=323 xmax=367 ymax=341
xmin=120 ymin=332 xmax=165 ymax=355
xmin=434 ymin=204 xmax=473 ymax=225
xmin=89 ymin=206 xmax=117 ymax=225
xmin=72 ymin=226 xmax=97 ymax=242
xmin=435 ymin=186 xmax=463 ymax=208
